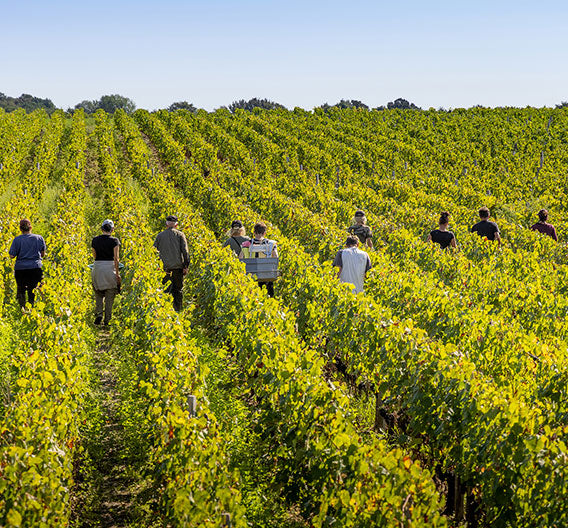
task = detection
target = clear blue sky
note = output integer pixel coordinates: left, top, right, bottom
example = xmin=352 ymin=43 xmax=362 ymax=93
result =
xmin=2 ymin=0 xmax=567 ymax=110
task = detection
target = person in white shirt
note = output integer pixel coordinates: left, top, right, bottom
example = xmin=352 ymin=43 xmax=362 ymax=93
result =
xmin=332 ymin=235 xmax=372 ymax=294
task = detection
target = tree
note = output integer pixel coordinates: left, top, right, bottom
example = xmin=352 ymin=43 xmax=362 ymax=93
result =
xmin=167 ymin=101 xmax=197 ymax=112
xmin=319 ymin=99 xmax=369 ymax=111
xmin=98 ymin=94 xmax=136 ymax=114
xmin=74 ymin=100 xmax=98 ymax=114
xmin=228 ymin=98 xmax=285 ymax=113
xmin=73 ymin=94 xmax=136 ymax=114
xmin=0 ymin=92 xmax=56 ymax=113
xmin=556 ymin=102 xmax=568 ymax=109
xmin=386 ymin=98 xmax=420 ymax=110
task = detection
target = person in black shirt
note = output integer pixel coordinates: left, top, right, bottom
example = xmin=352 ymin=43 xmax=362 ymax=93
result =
xmin=91 ymin=219 xmax=121 ymax=325
xmin=428 ymin=211 xmax=456 ymax=249
xmin=471 ymin=206 xmax=501 ymax=244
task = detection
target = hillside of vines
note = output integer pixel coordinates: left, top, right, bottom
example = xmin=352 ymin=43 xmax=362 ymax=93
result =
xmin=1 ymin=105 xmax=568 ymax=528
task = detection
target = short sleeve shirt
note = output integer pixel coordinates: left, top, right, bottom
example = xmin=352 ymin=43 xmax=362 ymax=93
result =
xmin=9 ymin=234 xmax=46 ymax=270
xmin=531 ymin=222 xmax=557 ymax=241
xmin=333 ymin=247 xmax=372 ymax=294
xmin=471 ymin=220 xmax=499 ymax=240
xmin=347 ymin=224 xmax=372 ymax=244
xmin=92 ymin=235 xmax=120 ymax=261
xmin=222 ymin=236 xmax=250 ymax=256
xmin=430 ymin=229 xmax=455 ymax=249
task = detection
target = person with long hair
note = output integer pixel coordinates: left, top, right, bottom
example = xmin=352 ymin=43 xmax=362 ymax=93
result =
xmin=347 ymin=210 xmax=373 ymax=249
xmin=9 ymin=218 xmax=46 ymax=309
xmin=222 ymin=220 xmax=250 ymax=256
xmin=91 ymin=219 xmax=121 ymax=325
xmin=530 ymin=209 xmax=557 ymax=241
xmin=428 ymin=211 xmax=457 ymax=249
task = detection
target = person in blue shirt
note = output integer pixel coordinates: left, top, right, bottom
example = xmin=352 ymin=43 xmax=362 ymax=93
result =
xmin=9 ymin=218 xmax=46 ymax=309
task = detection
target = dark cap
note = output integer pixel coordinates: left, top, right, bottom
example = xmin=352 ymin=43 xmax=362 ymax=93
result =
xmin=231 ymin=220 xmax=243 ymax=229
xmin=354 ymin=210 xmax=365 ymax=217
xmin=166 ymin=215 xmax=178 ymax=222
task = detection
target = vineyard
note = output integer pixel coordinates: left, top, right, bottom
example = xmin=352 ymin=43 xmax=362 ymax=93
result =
xmin=1 ymin=105 xmax=568 ymax=528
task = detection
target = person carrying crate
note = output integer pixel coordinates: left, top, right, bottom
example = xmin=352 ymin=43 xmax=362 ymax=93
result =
xmin=239 ymin=222 xmax=278 ymax=297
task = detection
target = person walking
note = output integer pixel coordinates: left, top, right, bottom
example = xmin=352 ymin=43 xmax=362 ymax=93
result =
xmin=9 ymin=218 xmax=46 ymax=310
xmin=91 ymin=219 xmax=121 ymax=326
xmin=332 ymin=235 xmax=372 ymax=294
xmin=428 ymin=211 xmax=457 ymax=249
xmin=222 ymin=220 xmax=250 ymax=257
xmin=154 ymin=215 xmax=189 ymax=312
xmin=471 ymin=206 xmax=501 ymax=245
xmin=347 ymin=210 xmax=374 ymax=249
xmin=530 ymin=209 xmax=557 ymax=241
xmin=239 ymin=222 xmax=278 ymax=297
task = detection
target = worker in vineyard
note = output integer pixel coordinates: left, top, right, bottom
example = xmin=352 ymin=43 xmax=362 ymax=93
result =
xmin=91 ymin=219 xmax=121 ymax=326
xmin=347 ymin=210 xmax=373 ymax=249
xmin=239 ymin=222 xmax=278 ymax=297
xmin=154 ymin=215 xmax=189 ymax=312
xmin=471 ymin=207 xmax=501 ymax=245
xmin=8 ymin=218 xmax=46 ymax=310
xmin=530 ymin=209 xmax=557 ymax=241
xmin=332 ymin=235 xmax=372 ymax=294
xmin=222 ymin=220 xmax=250 ymax=257
xmin=428 ymin=211 xmax=457 ymax=249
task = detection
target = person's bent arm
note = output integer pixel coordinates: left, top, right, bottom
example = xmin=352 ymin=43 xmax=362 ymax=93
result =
xmin=427 ymin=234 xmax=432 ymax=243
xmin=366 ymin=237 xmax=373 ymax=249
xmin=180 ymin=234 xmax=190 ymax=275
xmin=495 ymin=232 xmax=502 ymax=245
xmin=92 ymin=248 xmax=97 ymax=260
xmin=9 ymin=239 xmax=18 ymax=259
xmin=451 ymin=237 xmax=457 ymax=249
xmin=336 ymin=266 xmax=342 ymax=279
xmin=553 ymin=227 xmax=558 ymax=242
xmin=272 ymin=245 xmax=278 ymax=258
xmin=113 ymin=244 xmax=121 ymax=284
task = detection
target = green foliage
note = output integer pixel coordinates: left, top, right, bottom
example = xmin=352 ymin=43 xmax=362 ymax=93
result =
xmin=228 ymin=98 xmax=286 ymax=113
xmin=74 ymin=94 xmax=136 ymax=114
xmin=167 ymin=101 xmax=197 ymax=112
xmin=0 ymin=92 xmax=56 ymax=113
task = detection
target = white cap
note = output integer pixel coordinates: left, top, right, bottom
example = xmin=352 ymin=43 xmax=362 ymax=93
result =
xmin=102 ymin=219 xmax=114 ymax=230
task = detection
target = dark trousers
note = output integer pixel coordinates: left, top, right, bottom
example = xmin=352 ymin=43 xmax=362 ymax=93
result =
xmin=94 ymin=288 xmax=118 ymax=324
xmin=15 ymin=268 xmax=43 ymax=308
xmin=258 ymin=281 xmax=274 ymax=297
xmin=163 ymin=269 xmax=184 ymax=312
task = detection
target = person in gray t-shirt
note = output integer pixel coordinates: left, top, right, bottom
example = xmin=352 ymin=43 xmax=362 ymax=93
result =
xmin=153 ymin=215 xmax=189 ymax=312
xmin=332 ymin=235 xmax=372 ymax=294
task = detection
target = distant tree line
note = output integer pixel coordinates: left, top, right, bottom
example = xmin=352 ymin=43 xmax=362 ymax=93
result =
xmin=73 ymin=94 xmax=136 ymax=114
xmin=3 ymin=90 xmax=568 ymax=114
xmin=227 ymin=98 xmax=286 ymax=113
xmin=0 ymin=92 xmax=56 ymax=113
